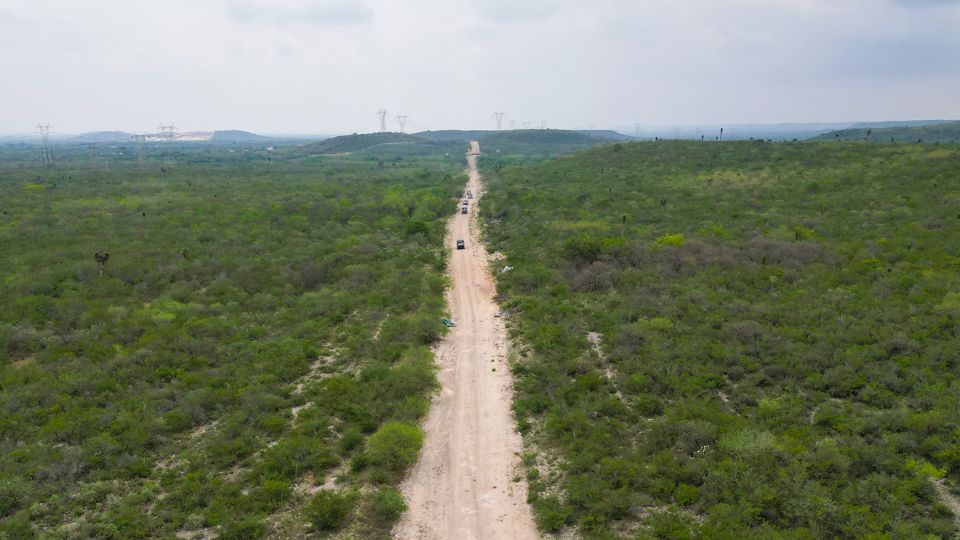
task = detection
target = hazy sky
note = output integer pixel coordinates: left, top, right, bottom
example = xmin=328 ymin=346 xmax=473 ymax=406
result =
xmin=1 ymin=0 xmax=958 ymax=134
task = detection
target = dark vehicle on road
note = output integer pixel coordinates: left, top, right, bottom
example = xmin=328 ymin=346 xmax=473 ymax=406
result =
xmin=456 ymin=240 xmax=465 ymax=250
xmin=461 ymin=207 xmax=468 ymax=214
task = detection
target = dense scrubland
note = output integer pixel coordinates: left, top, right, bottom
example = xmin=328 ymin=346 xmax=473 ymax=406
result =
xmin=0 ymin=146 xmax=464 ymax=538
xmin=481 ymin=141 xmax=960 ymax=538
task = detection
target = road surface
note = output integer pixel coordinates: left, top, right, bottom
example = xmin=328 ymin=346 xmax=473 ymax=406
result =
xmin=394 ymin=142 xmax=538 ymax=540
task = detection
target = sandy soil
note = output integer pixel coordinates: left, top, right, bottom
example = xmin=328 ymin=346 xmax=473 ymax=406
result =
xmin=394 ymin=142 xmax=538 ymax=540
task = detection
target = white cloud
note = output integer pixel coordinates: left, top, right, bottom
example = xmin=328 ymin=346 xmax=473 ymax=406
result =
xmin=228 ymin=0 xmax=373 ymax=25
xmin=0 ymin=0 xmax=957 ymax=133
xmin=472 ymin=0 xmax=567 ymax=22
xmin=0 ymin=9 xmax=29 ymax=26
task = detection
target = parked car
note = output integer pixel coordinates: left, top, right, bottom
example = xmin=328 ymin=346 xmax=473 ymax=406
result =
xmin=456 ymin=240 xmax=465 ymax=250
xmin=461 ymin=207 xmax=468 ymax=214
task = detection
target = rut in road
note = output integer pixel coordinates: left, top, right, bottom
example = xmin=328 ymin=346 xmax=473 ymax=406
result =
xmin=394 ymin=142 xmax=538 ymax=540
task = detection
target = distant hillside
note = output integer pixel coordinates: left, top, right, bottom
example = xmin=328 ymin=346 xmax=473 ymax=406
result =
xmin=415 ymin=129 xmax=634 ymax=144
xmin=848 ymin=119 xmax=953 ymax=130
xmin=576 ymin=130 xmax=634 ymax=141
xmin=290 ymin=132 xmax=466 ymax=160
xmin=478 ymin=129 xmax=616 ymax=155
xmin=813 ymin=121 xmax=960 ymax=143
xmin=71 ymin=131 xmax=133 ymax=143
xmin=415 ymin=130 xmax=490 ymax=142
xmin=211 ymin=130 xmax=272 ymax=143
xmin=300 ymin=132 xmax=430 ymax=154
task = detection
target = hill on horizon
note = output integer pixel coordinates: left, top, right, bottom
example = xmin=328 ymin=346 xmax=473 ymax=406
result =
xmin=298 ymin=132 xmax=433 ymax=155
xmin=414 ymin=129 xmax=633 ymax=144
xmin=289 ymin=132 xmax=467 ymax=160
xmin=210 ymin=130 xmax=273 ymax=143
xmin=477 ymin=129 xmax=617 ymax=155
xmin=813 ymin=120 xmax=960 ymax=143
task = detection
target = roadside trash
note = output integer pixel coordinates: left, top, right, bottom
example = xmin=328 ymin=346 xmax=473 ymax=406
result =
xmin=441 ymin=319 xmax=456 ymax=327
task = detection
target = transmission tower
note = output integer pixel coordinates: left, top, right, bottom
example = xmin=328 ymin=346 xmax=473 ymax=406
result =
xmin=634 ymin=123 xmax=642 ymax=138
xmin=158 ymin=123 xmax=176 ymax=142
xmin=36 ymin=123 xmax=54 ymax=168
xmin=494 ymin=112 xmax=504 ymax=130
xmin=396 ymin=115 xmax=408 ymax=133
xmin=157 ymin=123 xmax=176 ymax=162
xmin=377 ymin=110 xmax=388 ymax=132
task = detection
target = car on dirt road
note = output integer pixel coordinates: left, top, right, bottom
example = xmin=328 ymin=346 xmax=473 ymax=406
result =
xmin=461 ymin=207 xmax=468 ymax=214
xmin=456 ymin=240 xmax=465 ymax=250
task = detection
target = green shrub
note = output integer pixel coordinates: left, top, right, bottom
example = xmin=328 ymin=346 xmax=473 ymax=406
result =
xmin=0 ymin=477 xmax=24 ymax=518
xmin=365 ymin=422 xmax=423 ymax=478
xmin=371 ymin=487 xmax=407 ymax=523
xmin=633 ymin=394 xmax=664 ymax=416
xmin=642 ymin=511 xmax=693 ymax=540
xmin=532 ymin=496 xmax=570 ymax=532
xmin=219 ymin=517 xmax=266 ymax=540
xmin=654 ymin=233 xmax=685 ymax=247
xmin=674 ymin=483 xmax=699 ymax=506
xmin=305 ymin=490 xmax=354 ymax=532
xmin=405 ymin=220 xmax=430 ymax=237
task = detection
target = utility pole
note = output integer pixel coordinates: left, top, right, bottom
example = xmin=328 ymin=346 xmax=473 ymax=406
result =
xmin=37 ymin=123 xmax=54 ymax=168
xmin=494 ymin=112 xmax=504 ymax=130
xmin=396 ymin=115 xmax=408 ymax=133
xmin=377 ymin=109 xmax=388 ymax=133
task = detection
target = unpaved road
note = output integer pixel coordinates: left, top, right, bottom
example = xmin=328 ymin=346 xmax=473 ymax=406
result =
xmin=394 ymin=142 xmax=538 ymax=540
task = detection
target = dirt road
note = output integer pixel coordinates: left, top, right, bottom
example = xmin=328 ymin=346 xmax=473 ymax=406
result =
xmin=394 ymin=142 xmax=538 ymax=540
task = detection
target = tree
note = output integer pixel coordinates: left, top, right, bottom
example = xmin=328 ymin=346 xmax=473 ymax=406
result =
xmin=94 ymin=252 xmax=110 ymax=276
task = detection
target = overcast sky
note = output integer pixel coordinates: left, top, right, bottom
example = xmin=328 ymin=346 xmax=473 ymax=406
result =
xmin=1 ymin=0 xmax=958 ymax=134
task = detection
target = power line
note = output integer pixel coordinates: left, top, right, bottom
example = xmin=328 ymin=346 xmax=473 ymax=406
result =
xmin=36 ymin=123 xmax=54 ymax=168
xmin=377 ymin=110 xmax=388 ymax=133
